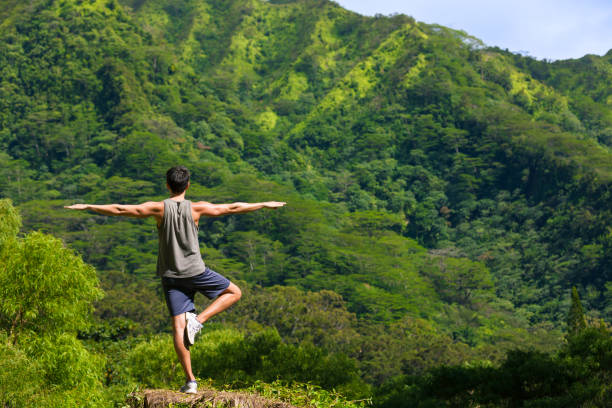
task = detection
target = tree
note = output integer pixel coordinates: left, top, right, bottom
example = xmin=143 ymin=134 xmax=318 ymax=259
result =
xmin=0 ymin=198 xmax=21 ymax=243
xmin=0 ymin=199 xmax=108 ymax=406
xmin=423 ymin=256 xmax=493 ymax=306
xmin=567 ymin=286 xmax=587 ymax=337
xmin=0 ymin=199 xmax=103 ymax=344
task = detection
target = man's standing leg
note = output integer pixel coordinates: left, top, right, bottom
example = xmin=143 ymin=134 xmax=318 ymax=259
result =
xmin=171 ymin=279 xmax=240 ymax=393
xmin=172 ymin=314 xmax=196 ymax=382
xmin=196 ymin=282 xmax=242 ymax=324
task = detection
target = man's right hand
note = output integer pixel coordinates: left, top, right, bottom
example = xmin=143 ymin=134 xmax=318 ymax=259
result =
xmin=263 ymin=201 xmax=286 ymax=209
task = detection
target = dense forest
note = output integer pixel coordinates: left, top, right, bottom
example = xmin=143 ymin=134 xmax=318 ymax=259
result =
xmin=0 ymin=0 xmax=611 ymax=406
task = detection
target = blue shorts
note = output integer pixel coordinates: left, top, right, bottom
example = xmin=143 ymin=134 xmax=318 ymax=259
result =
xmin=161 ymin=267 xmax=231 ymax=316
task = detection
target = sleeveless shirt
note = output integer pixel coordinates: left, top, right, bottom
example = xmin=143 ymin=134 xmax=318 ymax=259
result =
xmin=156 ymin=199 xmax=206 ymax=278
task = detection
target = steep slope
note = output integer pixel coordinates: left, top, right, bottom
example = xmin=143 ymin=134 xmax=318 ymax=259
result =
xmin=515 ymin=49 xmax=612 ymax=147
xmin=112 ymin=0 xmax=612 ymax=322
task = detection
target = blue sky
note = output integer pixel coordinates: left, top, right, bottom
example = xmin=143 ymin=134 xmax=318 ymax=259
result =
xmin=335 ymin=0 xmax=612 ymax=61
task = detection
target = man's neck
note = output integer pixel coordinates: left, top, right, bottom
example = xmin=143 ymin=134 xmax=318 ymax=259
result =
xmin=169 ymin=191 xmax=187 ymax=201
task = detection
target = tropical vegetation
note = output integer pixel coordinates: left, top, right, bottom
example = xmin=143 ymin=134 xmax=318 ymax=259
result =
xmin=0 ymin=0 xmax=610 ymax=406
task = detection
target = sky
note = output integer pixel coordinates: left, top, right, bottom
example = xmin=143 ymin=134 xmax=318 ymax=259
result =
xmin=335 ymin=0 xmax=612 ymax=61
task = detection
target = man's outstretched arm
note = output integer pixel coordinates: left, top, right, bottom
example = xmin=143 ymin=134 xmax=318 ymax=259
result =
xmin=64 ymin=201 xmax=163 ymax=219
xmin=193 ymin=201 xmax=286 ymax=217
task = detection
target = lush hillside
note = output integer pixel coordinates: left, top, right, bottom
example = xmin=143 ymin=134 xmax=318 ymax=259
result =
xmin=0 ymin=0 xmax=611 ymax=406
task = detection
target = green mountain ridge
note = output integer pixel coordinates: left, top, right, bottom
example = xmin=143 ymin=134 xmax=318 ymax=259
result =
xmin=0 ymin=0 xmax=611 ymax=406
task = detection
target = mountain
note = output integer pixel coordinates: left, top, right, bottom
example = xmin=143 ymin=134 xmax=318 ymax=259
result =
xmin=0 ymin=0 xmax=611 ymax=406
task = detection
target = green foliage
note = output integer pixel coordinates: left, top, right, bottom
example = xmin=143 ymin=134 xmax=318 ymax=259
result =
xmin=89 ymin=270 xmax=168 ymax=335
xmin=22 ymin=334 xmax=107 ymax=407
xmin=0 ymin=198 xmax=21 ymax=242
xmin=126 ymin=327 xmax=368 ymax=397
xmin=567 ymin=286 xmax=587 ymax=337
xmin=0 ymin=229 xmax=103 ymax=342
xmin=1 ymin=0 xmax=610 ymax=334
xmin=0 ymin=334 xmax=43 ymax=407
xmin=126 ymin=334 xmax=179 ymax=388
xmin=375 ymin=326 xmax=612 ymax=407
xmin=0 ymin=201 xmax=109 ymax=407
xmin=0 ymin=0 xmax=611 ymax=405
xmin=223 ymin=285 xmax=360 ymax=354
xmin=422 ymin=255 xmax=493 ymax=306
xmin=244 ymin=380 xmax=371 ymax=408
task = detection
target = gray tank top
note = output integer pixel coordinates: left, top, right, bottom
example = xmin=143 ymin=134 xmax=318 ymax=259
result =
xmin=157 ymin=199 xmax=206 ymax=278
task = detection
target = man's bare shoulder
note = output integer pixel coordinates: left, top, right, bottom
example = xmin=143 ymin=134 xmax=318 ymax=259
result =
xmin=190 ymin=201 xmax=224 ymax=217
xmin=138 ymin=201 xmax=165 ymax=211
xmin=144 ymin=200 xmax=165 ymax=208
xmin=190 ymin=201 xmax=215 ymax=210
xmin=134 ymin=201 xmax=165 ymax=218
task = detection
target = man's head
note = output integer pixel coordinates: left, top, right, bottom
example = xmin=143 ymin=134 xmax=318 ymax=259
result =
xmin=166 ymin=166 xmax=190 ymax=194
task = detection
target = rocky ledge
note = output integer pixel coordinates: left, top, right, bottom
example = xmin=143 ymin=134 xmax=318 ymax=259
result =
xmin=126 ymin=388 xmax=298 ymax=408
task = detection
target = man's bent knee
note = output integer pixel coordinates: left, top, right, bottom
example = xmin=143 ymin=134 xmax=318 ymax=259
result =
xmin=231 ymin=283 xmax=242 ymax=300
xmin=223 ymin=282 xmax=242 ymax=301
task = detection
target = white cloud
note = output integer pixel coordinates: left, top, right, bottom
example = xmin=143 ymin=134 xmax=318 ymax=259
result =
xmin=335 ymin=0 xmax=612 ymax=60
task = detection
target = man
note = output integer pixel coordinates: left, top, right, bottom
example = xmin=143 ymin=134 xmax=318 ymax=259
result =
xmin=65 ymin=165 xmax=286 ymax=394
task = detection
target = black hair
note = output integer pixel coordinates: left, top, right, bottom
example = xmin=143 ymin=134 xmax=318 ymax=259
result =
xmin=166 ymin=166 xmax=190 ymax=194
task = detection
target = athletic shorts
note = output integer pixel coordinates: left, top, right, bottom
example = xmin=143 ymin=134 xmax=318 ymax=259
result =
xmin=161 ymin=267 xmax=231 ymax=316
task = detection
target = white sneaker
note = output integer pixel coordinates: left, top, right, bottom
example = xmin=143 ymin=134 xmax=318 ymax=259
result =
xmin=179 ymin=380 xmax=197 ymax=394
xmin=185 ymin=312 xmax=202 ymax=346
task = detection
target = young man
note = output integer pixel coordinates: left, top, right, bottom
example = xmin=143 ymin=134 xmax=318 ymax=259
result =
xmin=65 ymin=165 xmax=286 ymax=394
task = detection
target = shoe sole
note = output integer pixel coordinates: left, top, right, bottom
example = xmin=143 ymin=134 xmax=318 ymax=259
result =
xmin=185 ymin=313 xmax=199 ymax=345
xmin=184 ymin=313 xmax=194 ymax=347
